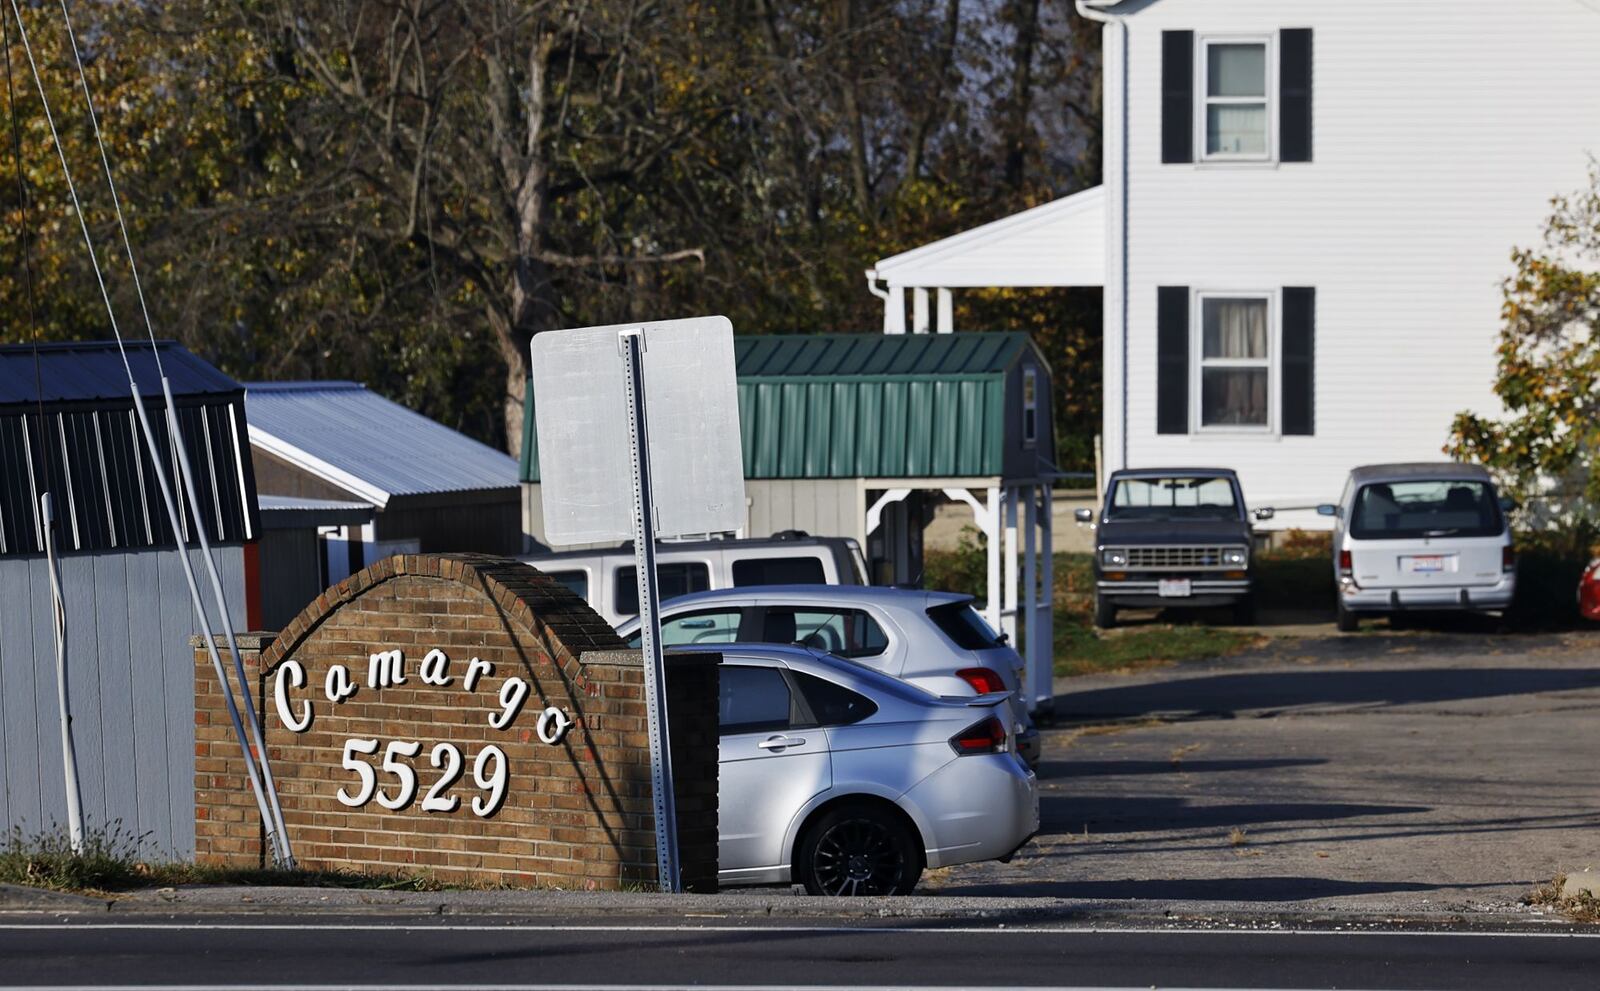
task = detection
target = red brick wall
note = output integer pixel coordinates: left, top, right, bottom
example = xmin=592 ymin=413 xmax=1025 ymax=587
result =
xmin=194 ymin=553 xmax=718 ymax=891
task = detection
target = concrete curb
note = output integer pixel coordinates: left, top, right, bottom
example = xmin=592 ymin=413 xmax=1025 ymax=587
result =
xmin=0 ymin=884 xmax=1589 ymax=932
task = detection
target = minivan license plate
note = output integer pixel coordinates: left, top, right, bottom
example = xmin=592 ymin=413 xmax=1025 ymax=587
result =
xmin=1158 ymin=578 xmax=1192 ymax=598
xmin=1406 ymin=555 xmax=1446 ymax=573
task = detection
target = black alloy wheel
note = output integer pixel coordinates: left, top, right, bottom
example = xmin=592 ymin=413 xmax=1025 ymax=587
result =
xmin=798 ymin=805 xmax=921 ymax=896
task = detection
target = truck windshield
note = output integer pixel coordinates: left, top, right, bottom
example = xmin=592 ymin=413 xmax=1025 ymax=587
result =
xmin=1107 ymin=476 xmax=1239 ymax=521
xmin=1349 ymin=480 xmax=1503 ymax=539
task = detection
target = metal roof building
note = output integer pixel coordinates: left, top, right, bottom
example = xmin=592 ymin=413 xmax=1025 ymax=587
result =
xmin=246 ymin=382 xmax=522 ymax=583
xmin=523 ymin=332 xmax=1053 ymax=485
xmin=0 ymin=340 xmax=257 ymax=556
xmin=0 ymin=340 xmax=254 ymax=859
xmin=247 ymin=381 xmax=517 ymax=506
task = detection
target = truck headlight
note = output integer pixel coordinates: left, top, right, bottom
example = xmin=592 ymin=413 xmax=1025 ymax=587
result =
xmin=1223 ymin=547 xmax=1248 ymax=566
xmin=1101 ymin=549 xmax=1128 ymax=567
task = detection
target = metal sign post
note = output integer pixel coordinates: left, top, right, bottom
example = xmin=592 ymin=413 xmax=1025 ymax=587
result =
xmin=619 ymin=329 xmax=680 ymax=892
xmin=530 ymin=316 xmax=743 ymax=894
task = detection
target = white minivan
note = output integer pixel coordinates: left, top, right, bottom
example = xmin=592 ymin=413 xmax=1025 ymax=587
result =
xmin=520 ymin=532 xmax=869 ymax=626
xmin=1320 ymin=463 xmax=1516 ymax=631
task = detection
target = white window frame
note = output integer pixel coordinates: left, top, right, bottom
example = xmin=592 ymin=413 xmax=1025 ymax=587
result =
xmin=1197 ymin=34 xmax=1275 ymax=163
xmin=1192 ymin=290 xmax=1278 ymax=436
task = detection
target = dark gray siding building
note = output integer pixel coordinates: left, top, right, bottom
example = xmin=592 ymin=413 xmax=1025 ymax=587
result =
xmin=0 ymin=341 xmax=253 ymax=857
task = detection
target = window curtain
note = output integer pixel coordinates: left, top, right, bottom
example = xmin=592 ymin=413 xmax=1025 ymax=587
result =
xmin=1204 ymin=299 xmax=1268 ymax=358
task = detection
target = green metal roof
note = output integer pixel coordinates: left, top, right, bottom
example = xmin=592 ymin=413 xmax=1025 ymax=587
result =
xmin=521 ymin=332 xmax=1038 ymax=483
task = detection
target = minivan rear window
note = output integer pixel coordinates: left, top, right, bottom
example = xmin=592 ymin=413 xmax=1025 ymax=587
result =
xmin=732 ymin=556 xmax=827 ymax=587
xmin=615 ymin=562 xmax=711 ymax=616
xmin=1349 ymin=480 xmax=1504 ymax=540
xmin=927 ymin=602 xmax=1002 ymax=650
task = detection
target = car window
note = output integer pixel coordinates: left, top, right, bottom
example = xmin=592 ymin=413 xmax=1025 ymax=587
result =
xmin=720 ymin=665 xmax=793 ymax=734
xmin=1349 ymin=480 xmax=1503 ymax=540
xmin=657 ymin=608 xmax=744 ymax=647
xmin=764 ymin=608 xmax=888 ymax=657
xmin=731 ymin=555 xmax=828 ymax=587
xmin=1106 ymin=476 xmax=1239 ymax=522
xmin=792 ymin=671 xmax=877 ymax=727
xmin=544 ymin=569 xmax=588 ymax=600
xmin=925 ymin=602 xmax=1002 ymax=650
xmin=614 ymin=562 xmax=711 ymax=617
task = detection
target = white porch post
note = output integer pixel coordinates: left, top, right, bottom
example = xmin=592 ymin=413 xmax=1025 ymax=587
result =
xmin=1022 ymin=484 xmax=1037 ymax=715
xmin=1037 ymin=485 xmax=1055 ymax=717
xmin=884 ymin=286 xmax=906 ymax=334
xmin=1002 ymin=486 xmax=1019 ymax=646
xmin=984 ymin=487 xmax=1002 ymax=633
xmin=936 ymin=288 xmax=954 ymax=333
xmin=912 ymin=288 xmax=930 ymax=334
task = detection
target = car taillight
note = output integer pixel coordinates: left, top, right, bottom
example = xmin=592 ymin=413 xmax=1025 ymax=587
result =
xmin=949 ymin=715 xmax=1007 ymax=756
xmin=956 ymin=667 xmax=1005 ymax=695
xmin=1338 ymin=550 xmax=1352 ymax=574
xmin=1502 ymin=545 xmax=1516 ymax=572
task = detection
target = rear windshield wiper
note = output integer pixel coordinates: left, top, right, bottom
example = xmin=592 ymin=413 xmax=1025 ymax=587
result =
xmin=1422 ymin=528 xmax=1460 ymax=537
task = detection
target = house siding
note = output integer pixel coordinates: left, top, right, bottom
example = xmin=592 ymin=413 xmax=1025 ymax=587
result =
xmin=1102 ymin=0 xmax=1600 ymax=525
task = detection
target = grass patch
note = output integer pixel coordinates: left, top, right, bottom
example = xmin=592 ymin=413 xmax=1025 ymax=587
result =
xmin=0 ymin=825 xmax=488 ymax=896
xmin=1053 ymin=621 xmax=1256 ymax=677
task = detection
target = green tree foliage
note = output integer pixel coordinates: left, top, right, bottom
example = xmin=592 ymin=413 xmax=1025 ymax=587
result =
xmin=2 ymin=1 xmax=1102 ymax=463
xmin=1450 ymin=162 xmax=1600 ymax=531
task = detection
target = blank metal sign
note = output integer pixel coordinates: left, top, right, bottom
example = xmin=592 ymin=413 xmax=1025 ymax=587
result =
xmin=530 ymin=316 xmax=745 ymax=545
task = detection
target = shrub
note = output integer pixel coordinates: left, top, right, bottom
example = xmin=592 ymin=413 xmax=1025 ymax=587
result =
xmin=922 ymin=526 xmax=987 ymax=599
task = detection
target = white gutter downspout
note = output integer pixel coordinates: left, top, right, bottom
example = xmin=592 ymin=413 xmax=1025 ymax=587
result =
xmin=1076 ymin=0 xmax=1130 ymax=471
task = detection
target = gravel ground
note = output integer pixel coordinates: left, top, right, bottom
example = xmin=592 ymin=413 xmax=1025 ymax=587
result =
xmin=934 ymin=629 xmax=1600 ymax=917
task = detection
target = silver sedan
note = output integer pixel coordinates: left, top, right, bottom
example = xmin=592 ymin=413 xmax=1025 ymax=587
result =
xmin=701 ymin=644 xmax=1039 ymax=896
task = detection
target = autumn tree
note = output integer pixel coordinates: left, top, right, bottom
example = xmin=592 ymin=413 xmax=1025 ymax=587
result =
xmin=4 ymin=1 xmax=1103 ymax=462
xmin=1450 ymin=161 xmax=1600 ymax=533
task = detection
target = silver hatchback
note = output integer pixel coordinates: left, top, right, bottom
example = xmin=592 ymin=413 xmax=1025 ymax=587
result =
xmin=706 ymin=645 xmax=1039 ymax=895
xmin=619 ymin=585 xmax=1041 ymax=767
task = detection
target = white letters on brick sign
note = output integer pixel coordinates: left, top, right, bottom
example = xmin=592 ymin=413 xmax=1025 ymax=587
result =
xmin=273 ymin=645 xmax=579 ymax=818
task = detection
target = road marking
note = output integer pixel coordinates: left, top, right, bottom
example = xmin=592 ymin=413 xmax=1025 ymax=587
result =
xmin=0 ymin=986 xmax=1335 ymax=991
xmin=0 ymin=920 xmax=1592 ymax=938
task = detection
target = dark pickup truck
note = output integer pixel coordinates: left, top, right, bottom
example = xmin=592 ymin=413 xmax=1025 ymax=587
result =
xmin=1075 ymin=468 xmax=1262 ymax=629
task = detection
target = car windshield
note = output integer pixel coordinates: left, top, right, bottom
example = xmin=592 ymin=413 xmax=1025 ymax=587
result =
xmin=1349 ymin=479 xmax=1503 ymax=540
xmin=1106 ymin=476 xmax=1239 ymax=522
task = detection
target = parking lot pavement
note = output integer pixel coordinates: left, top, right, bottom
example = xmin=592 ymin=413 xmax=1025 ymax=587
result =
xmin=934 ymin=629 xmax=1600 ymax=915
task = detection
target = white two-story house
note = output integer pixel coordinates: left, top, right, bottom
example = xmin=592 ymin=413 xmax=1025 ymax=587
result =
xmin=868 ymin=0 xmax=1600 ymax=527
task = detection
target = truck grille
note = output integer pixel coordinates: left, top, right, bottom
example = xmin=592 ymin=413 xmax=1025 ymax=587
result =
xmin=1122 ymin=546 xmax=1231 ymax=570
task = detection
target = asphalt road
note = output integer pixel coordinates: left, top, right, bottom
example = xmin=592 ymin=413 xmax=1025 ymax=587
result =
xmin=940 ymin=629 xmax=1600 ymax=914
xmin=1 ymin=914 xmax=1599 ymax=990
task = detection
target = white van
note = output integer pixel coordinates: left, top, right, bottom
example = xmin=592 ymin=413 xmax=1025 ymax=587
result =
xmin=520 ymin=532 xmax=869 ymax=626
xmin=1320 ymin=463 xmax=1515 ymax=631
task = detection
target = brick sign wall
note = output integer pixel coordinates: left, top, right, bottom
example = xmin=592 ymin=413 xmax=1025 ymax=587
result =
xmin=194 ymin=553 xmax=718 ymax=891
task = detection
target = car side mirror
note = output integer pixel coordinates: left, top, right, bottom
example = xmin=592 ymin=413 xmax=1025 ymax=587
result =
xmin=1253 ymin=507 xmax=1275 ymax=521
xmin=1074 ymin=508 xmax=1094 ymax=524
xmin=995 ymin=632 xmax=1010 ymax=645
xmin=1316 ymin=504 xmax=1338 ymax=517
xmin=1498 ymin=496 xmax=1518 ymax=512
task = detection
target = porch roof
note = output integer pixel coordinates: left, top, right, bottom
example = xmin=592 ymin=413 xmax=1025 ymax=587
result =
xmin=867 ymin=185 xmax=1106 ymax=290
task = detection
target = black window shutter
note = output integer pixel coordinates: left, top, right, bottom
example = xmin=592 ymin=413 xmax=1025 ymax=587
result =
xmin=1161 ymin=31 xmax=1193 ymax=164
xmin=1156 ymin=287 xmax=1190 ymax=434
xmin=1281 ymin=287 xmax=1315 ymax=435
xmin=1280 ymin=29 xmax=1313 ymax=162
